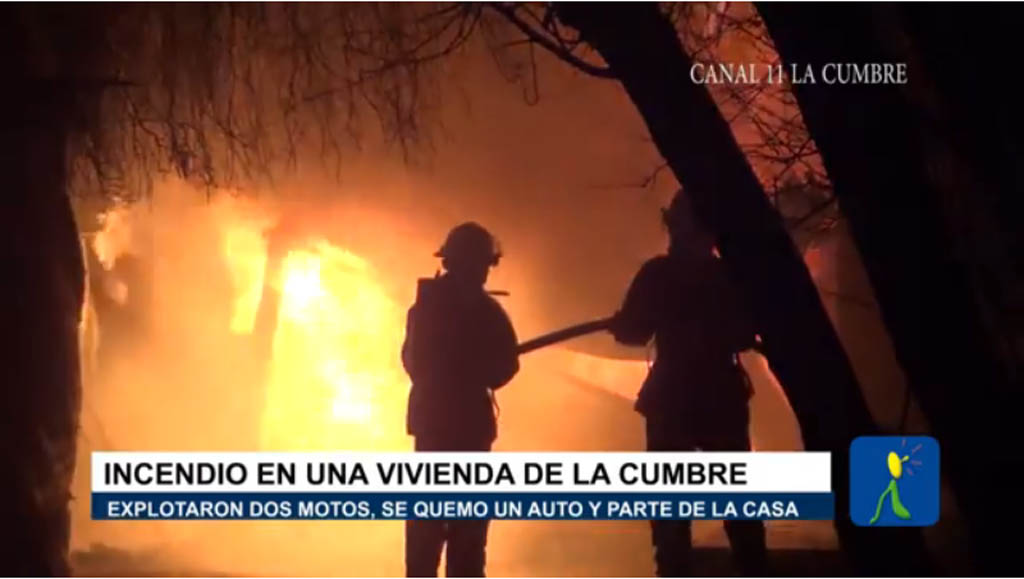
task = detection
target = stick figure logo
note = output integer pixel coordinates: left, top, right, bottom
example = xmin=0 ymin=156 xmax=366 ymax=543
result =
xmin=850 ymin=436 xmax=940 ymax=527
xmin=869 ymin=449 xmax=916 ymax=524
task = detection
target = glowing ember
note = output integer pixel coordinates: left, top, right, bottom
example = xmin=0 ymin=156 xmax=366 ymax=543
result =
xmin=93 ymin=206 xmax=135 ymax=271
xmin=90 ymin=205 xmax=139 ymax=306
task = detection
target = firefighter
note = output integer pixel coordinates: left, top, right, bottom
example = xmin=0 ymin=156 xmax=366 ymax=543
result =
xmin=608 ymin=189 xmax=767 ymax=576
xmin=401 ymin=222 xmax=520 ymax=577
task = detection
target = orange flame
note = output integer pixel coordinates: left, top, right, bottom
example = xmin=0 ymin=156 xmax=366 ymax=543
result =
xmin=223 ymin=225 xmax=409 ymax=451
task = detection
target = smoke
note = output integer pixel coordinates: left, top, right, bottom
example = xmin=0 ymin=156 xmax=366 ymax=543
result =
xmin=69 ymin=41 xmax=808 ymax=577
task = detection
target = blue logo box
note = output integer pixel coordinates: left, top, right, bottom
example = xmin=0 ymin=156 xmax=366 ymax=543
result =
xmin=850 ymin=435 xmax=939 ymax=526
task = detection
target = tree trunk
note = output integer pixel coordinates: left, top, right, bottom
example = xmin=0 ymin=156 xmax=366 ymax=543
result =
xmin=0 ymin=85 xmax=83 ymax=574
xmin=757 ymin=5 xmax=1023 ymax=573
xmin=556 ymin=3 xmax=928 ymax=573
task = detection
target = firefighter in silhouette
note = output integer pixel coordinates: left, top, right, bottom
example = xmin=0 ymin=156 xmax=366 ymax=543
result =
xmin=609 ymin=190 xmax=767 ymax=577
xmin=401 ymin=222 xmax=519 ymax=577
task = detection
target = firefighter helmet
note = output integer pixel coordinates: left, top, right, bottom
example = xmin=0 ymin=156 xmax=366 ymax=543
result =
xmin=434 ymin=222 xmax=502 ymax=267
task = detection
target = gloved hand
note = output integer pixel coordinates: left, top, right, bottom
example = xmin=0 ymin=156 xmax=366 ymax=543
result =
xmin=607 ymin=310 xmax=626 ymax=341
xmin=606 ymin=309 xmax=652 ymax=346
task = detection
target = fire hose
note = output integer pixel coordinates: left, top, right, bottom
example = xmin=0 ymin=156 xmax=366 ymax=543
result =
xmin=516 ymin=317 xmax=613 ymax=355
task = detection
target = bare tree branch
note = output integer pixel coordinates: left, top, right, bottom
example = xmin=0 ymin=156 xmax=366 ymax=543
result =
xmin=487 ymin=3 xmax=616 ymax=79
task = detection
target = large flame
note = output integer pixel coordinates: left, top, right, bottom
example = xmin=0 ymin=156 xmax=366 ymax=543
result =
xmin=223 ymin=225 xmax=409 ymax=452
